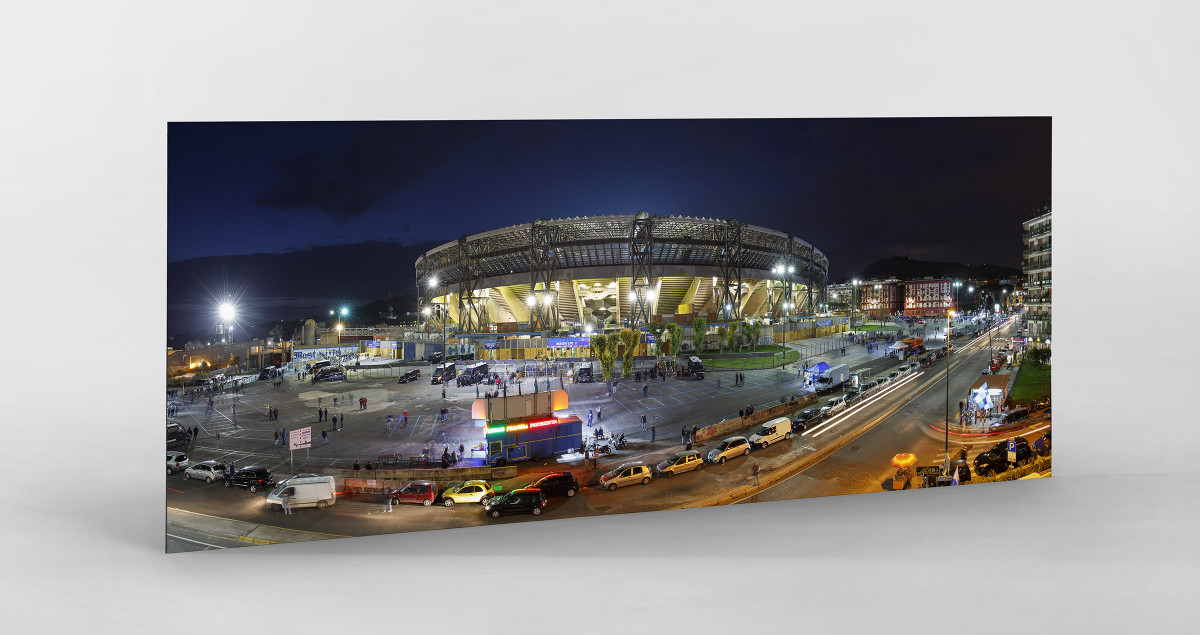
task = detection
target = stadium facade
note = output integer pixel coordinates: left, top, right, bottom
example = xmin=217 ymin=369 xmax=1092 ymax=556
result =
xmin=413 ymin=213 xmax=830 ymax=334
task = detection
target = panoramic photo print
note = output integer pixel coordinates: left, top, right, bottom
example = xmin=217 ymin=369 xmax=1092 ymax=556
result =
xmin=166 ymin=117 xmax=1052 ymax=552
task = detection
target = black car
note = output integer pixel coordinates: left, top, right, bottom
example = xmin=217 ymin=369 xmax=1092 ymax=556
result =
xmin=991 ymin=436 xmax=1032 ymax=458
xmin=427 ymin=352 xmax=444 ymax=365
xmin=1003 ymin=408 xmax=1030 ymax=424
xmin=791 ymin=408 xmax=823 ymax=432
xmin=574 ymin=367 xmax=594 ymax=383
xmin=843 ymin=390 xmax=861 ymax=405
xmin=483 ymin=488 xmax=547 ymax=518
xmin=973 ymin=450 xmax=1010 ymax=476
xmin=944 ymin=459 xmax=972 ymax=484
xmin=526 ymin=471 xmax=579 ymax=497
xmin=398 ymin=369 xmax=421 ymax=384
xmin=224 ymin=466 xmax=275 ymax=493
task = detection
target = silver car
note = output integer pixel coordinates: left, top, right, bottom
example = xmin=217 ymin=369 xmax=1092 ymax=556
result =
xmin=167 ymin=451 xmax=189 ymax=475
xmin=706 ymin=436 xmax=751 ymax=464
xmin=655 ymin=450 xmax=704 ymax=477
xmin=183 ymin=460 xmax=227 ymax=483
xmin=598 ymin=462 xmax=652 ymax=491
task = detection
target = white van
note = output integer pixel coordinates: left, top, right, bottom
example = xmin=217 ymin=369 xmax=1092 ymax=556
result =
xmin=266 ymin=475 xmax=336 ymax=511
xmin=748 ymin=416 xmax=793 ymax=449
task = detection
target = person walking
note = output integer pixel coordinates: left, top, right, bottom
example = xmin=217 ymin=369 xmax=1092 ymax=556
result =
xmin=752 ymin=461 xmax=761 ymax=486
xmin=681 ymin=427 xmax=688 ymax=444
xmin=282 ymin=488 xmax=292 ymax=515
xmin=650 ymin=425 xmax=656 ymax=442
xmin=692 ymin=425 xmax=698 ymax=443
xmin=587 ymin=409 xmax=593 ymax=427
xmin=641 ymin=414 xmax=647 ymax=430
xmin=331 ymin=414 xmax=338 ymax=429
xmin=597 ymin=406 xmax=602 ymax=421
xmin=643 ymin=383 xmax=648 ymax=397
xmin=403 ymin=411 xmax=409 ymax=427
xmin=340 ymin=414 xmax=345 ymax=430
xmin=385 ymin=491 xmax=393 ymax=513
xmin=274 ymin=429 xmax=279 ymax=447
xmin=322 ymin=429 xmax=328 ymax=445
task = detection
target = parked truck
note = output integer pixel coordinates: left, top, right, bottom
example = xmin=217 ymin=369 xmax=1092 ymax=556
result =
xmin=814 ymin=363 xmax=850 ymax=394
xmin=678 ymin=355 xmax=706 ymax=379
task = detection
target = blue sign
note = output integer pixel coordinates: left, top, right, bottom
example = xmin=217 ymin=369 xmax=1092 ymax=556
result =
xmin=816 ymin=319 xmax=833 ymax=327
xmin=365 ymin=341 xmax=378 ymax=348
xmin=645 ymin=334 xmax=657 ymax=343
xmin=548 ymin=337 xmax=590 ymax=349
xmin=484 ymin=340 xmax=500 ymax=350
xmin=388 ymin=341 xmax=398 ymax=349
xmin=1007 ymin=439 xmax=1017 ymax=452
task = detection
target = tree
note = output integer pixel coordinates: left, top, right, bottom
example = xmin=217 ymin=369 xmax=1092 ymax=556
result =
xmin=228 ymin=354 xmax=240 ymax=369
xmin=618 ymin=328 xmax=637 ymax=378
xmin=750 ymin=321 xmax=761 ymax=352
xmin=1026 ymin=346 xmax=1051 ymax=366
xmin=663 ymin=323 xmax=683 ymax=358
xmin=606 ymin=335 xmax=620 ymax=379
xmin=726 ymin=322 xmax=739 ymax=353
xmin=692 ymin=316 xmax=707 ymax=352
xmin=716 ymin=325 xmax=728 ymax=353
xmin=739 ymin=321 xmax=753 ymax=352
xmin=590 ymin=334 xmax=615 ymax=382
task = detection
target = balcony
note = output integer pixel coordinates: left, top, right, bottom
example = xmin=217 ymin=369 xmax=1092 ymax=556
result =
xmin=1022 ymin=244 xmax=1052 ymax=259
xmin=1023 ymin=225 xmax=1052 ymax=240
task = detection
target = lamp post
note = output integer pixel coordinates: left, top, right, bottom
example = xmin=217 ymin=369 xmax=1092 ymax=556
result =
xmin=219 ymin=302 xmax=235 ymax=371
xmin=945 ymin=310 xmax=954 ymax=471
xmin=852 ymin=279 xmax=860 ymax=329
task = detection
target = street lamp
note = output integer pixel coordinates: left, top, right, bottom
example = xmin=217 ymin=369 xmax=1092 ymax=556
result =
xmin=219 ymin=302 xmax=235 ymax=369
xmin=873 ymin=284 xmax=882 ymax=329
xmin=945 ymin=310 xmax=954 ymax=471
xmin=852 ymin=279 xmax=860 ymax=328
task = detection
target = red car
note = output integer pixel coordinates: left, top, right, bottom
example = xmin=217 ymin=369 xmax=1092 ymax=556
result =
xmin=388 ymin=481 xmax=438 ymax=507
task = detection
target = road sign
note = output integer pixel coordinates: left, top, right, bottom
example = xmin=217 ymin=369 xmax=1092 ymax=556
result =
xmin=1007 ymin=438 xmax=1017 ymax=463
xmin=290 ymin=426 xmax=312 ymax=450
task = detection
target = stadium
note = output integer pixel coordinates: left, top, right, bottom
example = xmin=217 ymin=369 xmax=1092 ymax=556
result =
xmin=413 ymin=213 xmax=830 ymax=335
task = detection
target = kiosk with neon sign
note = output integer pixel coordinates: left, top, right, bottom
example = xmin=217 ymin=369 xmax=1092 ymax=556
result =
xmin=473 ymin=389 xmax=581 ymax=467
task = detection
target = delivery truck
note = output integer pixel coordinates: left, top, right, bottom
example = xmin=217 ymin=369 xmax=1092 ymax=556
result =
xmin=814 ymin=363 xmax=850 ymax=394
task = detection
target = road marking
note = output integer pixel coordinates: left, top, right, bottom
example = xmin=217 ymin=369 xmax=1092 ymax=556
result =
xmin=167 ymin=533 xmax=226 ymax=549
xmin=805 ymin=372 xmax=924 ymax=438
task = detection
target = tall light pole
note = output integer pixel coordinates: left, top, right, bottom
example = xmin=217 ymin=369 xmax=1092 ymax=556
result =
xmin=852 ymin=279 xmax=860 ymax=329
xmin=874 ymin=284 xmax=882 ymax=329
xmin=945 ymin=310 xmax=954 ymax=470
xmin=219 ymin=302 xmax=235 ymax=370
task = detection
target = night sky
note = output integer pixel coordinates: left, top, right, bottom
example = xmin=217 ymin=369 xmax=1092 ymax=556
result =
xmin=168 ymin=117 xmax=1049 ymax=335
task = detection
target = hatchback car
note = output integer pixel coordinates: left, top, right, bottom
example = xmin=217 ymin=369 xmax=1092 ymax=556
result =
xmin=791 ymin=408 xmax=823 ymax=432
xmin=483 ymin=488 xmax=547 ymax=518
xmin=224 ymin=466 xmax=275 ymax=493
xmin=887 ymin=371 xmax=900 ymax=381
xmin=166 ymin=451 xmax=189 ymax=475
xmin=183 ymin=460 xmax=226 ymax=483
xmin=843 ymin=391 xmax=860 ymax=405
xmin=525 ymin=471 xmax=580 ymax=497
xmin=440 ymin=480 xmax=495 ymax=506
xmin=820 ymin=396 xmax=847 ymax=417
xmin=389 ymin=481 xmax=438 ymax=507
xmin=706 ymin=436 xmax=751 ymax=464
xmin=655 ymin=450 xmax=703 ymax=477
xmin=598 ymin=462 xmax=652 ymax=490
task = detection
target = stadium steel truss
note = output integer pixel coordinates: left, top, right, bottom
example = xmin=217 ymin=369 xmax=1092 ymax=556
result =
xmin=413 ymin=214 xmax=829 ymax=333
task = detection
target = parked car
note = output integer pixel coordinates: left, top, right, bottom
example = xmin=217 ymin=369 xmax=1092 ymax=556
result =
xmin=706 ymin=436 xmax=751 ymax=464
xmin=944 ymin=459 xmax=973 ymax=483
xmin=598 ymin=462 xmax=652 ymax=491
xmin=183 ymin=460 xmax=226 ymax=483
xmin=525 ymin=471 xmax=579 ymax=497
xmin=887 ymin=371 xmax=900 ymax=381
xmin=820 ymin=396 xmax=847 ymax=417
xmin=389 ymin=481 xmax=438 ymax=507
xmin=224 ymin=466 xmax=275 ymax=493
xmin=791 ymin=408 xmax=823 ymax=432
xmin=991 ymin=436 xmax=1033 ymax=460
xmin=483 ymin=488 xmax=547 ymax=518
xmin=843 ymin=391 xmax=861 ymax=406
xmin=574 ymin=367 xmax=594 ymax=383
xmin=438 ymin=480 xmax=495 ymax=506
xmin=907 ymin=362 xmax=918 ymax=371
xmin=655 ymin=450 xmax=704 ymax=477
xmin=398 ymin=369 xmax=421 ymax=384
xmin=748 ymin=417 xmax=793 ymax=449
xmin=166 ymin=451 xmax=189 ymax=475
xmin=973 ymin=450 xmax=1009 ymax=476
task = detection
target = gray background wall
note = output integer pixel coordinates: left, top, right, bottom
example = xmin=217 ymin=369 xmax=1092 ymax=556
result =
xmin=5 ymin=2 xmax=1197 ymax=633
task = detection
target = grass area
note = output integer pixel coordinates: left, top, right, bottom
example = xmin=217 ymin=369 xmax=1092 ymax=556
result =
xmin=695 ymin=344 xmax=792 ymax=357
xmin=696 ymin=347 xmax=801 ymax=369
xmin=1009 ymin=362 xmax=1051 ymax=405
xmin=854 ymin=324 xmax=902 ymax=331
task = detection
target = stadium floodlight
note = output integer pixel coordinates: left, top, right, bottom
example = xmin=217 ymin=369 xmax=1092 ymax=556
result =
xmin=787 ymin=265 xmax=794 ymax=274
xmin=219 ymin=303 xmax=235 ymax=321
xmin=526 ymin=295 xmax=537 ymax=307
xmin=422 ymin=307 xmax=432 ymax=316
xmin=428 ymin=276 xmax=438 ymax=287
xmin=647 ymin=290 xmax=656 ymax=302
xmin=340 ymin=307 xmax=349 ymax=316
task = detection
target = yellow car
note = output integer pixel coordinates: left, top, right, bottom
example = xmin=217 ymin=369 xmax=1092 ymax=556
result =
xmin=440 ymin=480 xmax=495 ymax=507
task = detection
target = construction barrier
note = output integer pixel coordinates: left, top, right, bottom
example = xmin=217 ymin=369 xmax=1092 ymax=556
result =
xmin=694 ymin=393 xmax=818 ymax=443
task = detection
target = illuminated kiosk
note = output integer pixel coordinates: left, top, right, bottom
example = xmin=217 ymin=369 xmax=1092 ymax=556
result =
xmin=472 ymin=389 xmax=581 ymax=466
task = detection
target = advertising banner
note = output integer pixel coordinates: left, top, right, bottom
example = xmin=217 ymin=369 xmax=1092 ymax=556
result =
xmin=484 ymin=340 xmax=500 ymax=350
xmin=548 ymin=337 xmax=590 ymax=349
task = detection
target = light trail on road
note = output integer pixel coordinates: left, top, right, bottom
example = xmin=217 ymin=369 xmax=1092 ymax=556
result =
xmin=804 ymin=370 xmax=926 ymax=438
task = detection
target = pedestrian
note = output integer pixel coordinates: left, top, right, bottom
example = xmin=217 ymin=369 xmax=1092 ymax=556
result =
xmin=641 ymin=413 xmax=647 ymax=430
xmin=192 ymin=426 xmax=199 ymax=440
xmin=333 ymin=397 xmax=338 ymax=407
xmin=332 ymin=414 xmax=338 ymax=428
xmin=442 ymin=387 xmax=446 ymax=399
xmin=739 ymin=408 xmax=744 ymax=418
xmin=651 ymin=425 xmax=656 ymax=442
xmin=682 ymin=427 xmax=688 ymax=443
xmin=587 ymin=409 xmax=593 ymax=427
xmin=274 ymin=429 xmax=279 ymax=446
xmin=692 ymin=425 xmax=698 ymax=443
xmin=322 ymin=429 xmax=328 ymax=445
xmin=353 ymin=460 xmax=361 ymax=470
xmin=340 ymin=415 xmax=345 ymax=430
xmin=643 ymin=383 xmax=648 ymax=396
xmin=403 ymin=411 xmax=409 ymax=426
xmin=597 ymin=406 xmax=602 ymax=421
xmin=323 ymin=407 xmax=328 ymax=421
xmin=282 ymin=488 xmax=292 ymax=514
xmin=458 ymin=442 xmax=465 ymax=462
xmin=385 ymin=490 xmax=393 ymax=513
xmin=753 ymin=461 xmax=761 ymax=485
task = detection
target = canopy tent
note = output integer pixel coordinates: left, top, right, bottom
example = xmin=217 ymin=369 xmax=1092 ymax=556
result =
xmin=806 ymin=361 xmax=831 ymax=375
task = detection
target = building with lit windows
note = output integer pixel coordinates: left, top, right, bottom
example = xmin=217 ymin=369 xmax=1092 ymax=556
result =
xmin=902 ymin=278 xmax=955 ymax=318
xmin=1022 ymin=206 xmax=1052 ymax=344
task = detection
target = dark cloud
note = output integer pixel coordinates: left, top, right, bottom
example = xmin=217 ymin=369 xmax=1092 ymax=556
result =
xmin=254 ymin=121 xmax=489 ymax=220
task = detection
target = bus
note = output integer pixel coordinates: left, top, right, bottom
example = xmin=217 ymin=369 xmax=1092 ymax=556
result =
xmin=485 ymin=414 xmax=583 ymax=467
